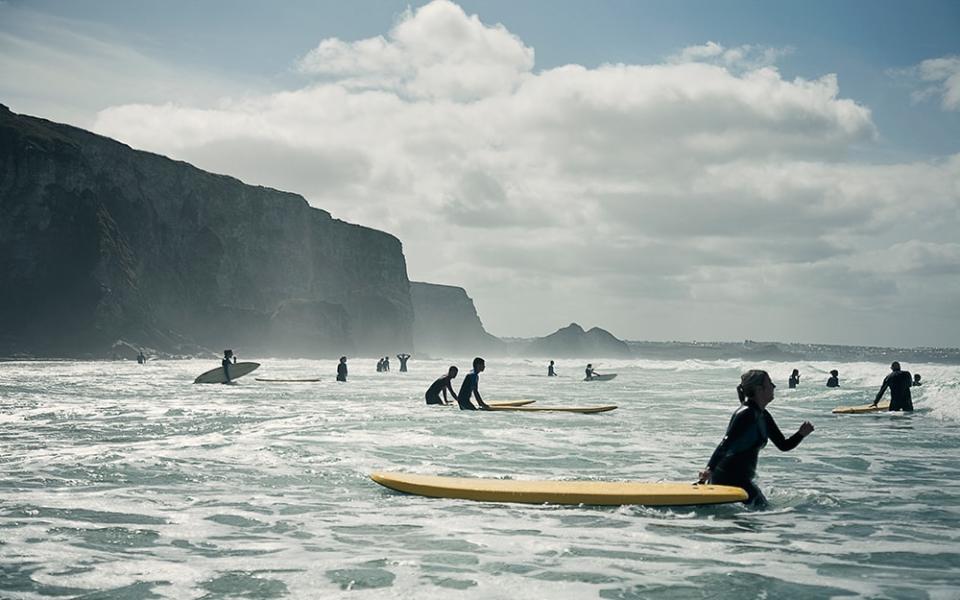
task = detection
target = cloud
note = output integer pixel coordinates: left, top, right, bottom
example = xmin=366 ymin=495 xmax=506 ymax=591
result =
xmin=67 ymin=0 xmax=960 ymax=344
xmin=895 ymin=55 xmax=960 ymax=111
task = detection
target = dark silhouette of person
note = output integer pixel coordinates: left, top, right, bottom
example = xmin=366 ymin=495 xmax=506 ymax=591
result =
xmin=222 ymin=349 xmax=234 ymax=384
xmin=397 ymin=353 xmax=411 ymax=372
xmin=137 ymin=350 xmax=146 ymax=365
xmin=457 ymin=357 xmax=489 ymax=410
xmin=872 ymin=361 xmax=913 ymax=411
xmin=548 ymin=360 xmax=556 ymax=377
xmin=585 ymin=363 xmax=595 ymax=380
xmin=826 ymin=370 xmax=839 ymax=388
xmin=383 ymin=356 xmax=390 ymax=372
xmin=336 ymin=356 xmax=348 ymax=382
xmin=376 ymin=358 xmax=383 ymax=373
xmin=913 ymin=373 xmax=922 ymax=386
xmin=788 ymin=369 xmax=800 ymax=388
xmin=699 ymin=369 xmax=814 ymax=508
xmin=425 ymin=366 xmax=459 ymax=405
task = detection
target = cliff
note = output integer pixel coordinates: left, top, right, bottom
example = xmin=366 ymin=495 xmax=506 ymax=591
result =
xmin=410 ymin=282 xmax=505 ymax=357
xmin=526 ymin=323 xmax=632 ymax=357
xmin=0 ymin=104 xmax=413 ymax=357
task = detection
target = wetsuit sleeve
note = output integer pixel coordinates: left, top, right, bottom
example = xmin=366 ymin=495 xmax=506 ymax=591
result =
xmin=875 ymin=375 xmax=890 ymax=404
xmin=764 ymin=412 xmax=804 ymax=452
xmin=706 ymin=409 xmax=754 ymax=470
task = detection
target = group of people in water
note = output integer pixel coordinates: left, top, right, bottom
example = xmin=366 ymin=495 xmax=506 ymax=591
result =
xmin=425 ymin=357 xmax=489 ymax=410
xmin=787 ymin=363 xmax=921 ymax=411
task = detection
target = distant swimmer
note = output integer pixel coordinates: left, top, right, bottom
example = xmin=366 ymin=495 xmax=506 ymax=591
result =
xmin=337 ymin=356 xmax=348 ymax=382
xmin=698 ymin=369 xmax=814 ymax=508
xmin=222 ymin=349 xmax=235 ymax=384
xmin=398 ymin=353 xmax=411 ymax=372
xmin=457 ymin=357 xmax=490 ymax=410
xmin=788 ymin=369 xmax=800 ymax=388
xmin=383 ymin=356 xmax=391 ymax=372
xmin=826 ymin=370 xmax=840 ymax=388
xmin=548 ymin=360 xmax=556 ymax=377
xmin=137 ymin=350 xmax=146 ymax=365
xmin=872 ymin=361 xmax=913 ymax=411
xmin=913 ymin=373 xmax=922 ymax=386
xmin=425 ymin=366 xmax=459 ymax=405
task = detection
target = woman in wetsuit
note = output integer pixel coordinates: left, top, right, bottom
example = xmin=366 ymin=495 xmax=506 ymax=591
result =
xmin=698 ymin=370 xmax=814 ymax=508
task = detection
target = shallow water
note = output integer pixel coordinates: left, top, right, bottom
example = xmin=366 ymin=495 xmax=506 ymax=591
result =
xmin=1 ymin=357 xmax=958 ymax=599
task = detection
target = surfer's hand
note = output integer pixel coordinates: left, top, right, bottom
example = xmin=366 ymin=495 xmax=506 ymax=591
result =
xmin=697 ymin=469 xmax=711 ymax=484
xmin=799 ymin=421 xmax=815 ymax=437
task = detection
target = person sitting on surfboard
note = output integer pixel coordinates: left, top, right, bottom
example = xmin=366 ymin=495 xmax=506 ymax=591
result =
xmin=788 ymin=369 xmax=800 ymax=388
xmin=585 ymin=364 xmax=602 ymax=380
xmin=222 ymin=349 xmax=234 ymax=384
xmin=457 ymin=357 xmax=490 ymax=410
xmin=698 ymin=369 xmax=814 ymax=508
xmin=337 ymin=356 xmax=348 ymax=382
xmin=826 ymin=369 xmax=839 ymax=387
xmin=548 ymin=360 xmax=556 ymax=377
xmin=425 ymin=366 xmax=459 ymax=405
xmin=398 ymin=353 xmax=411 ymax=372
xmin=871 ymin=361 xmax=913 ymax=411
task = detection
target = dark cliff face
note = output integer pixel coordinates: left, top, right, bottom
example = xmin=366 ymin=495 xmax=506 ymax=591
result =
xmin=410 ymin=282 xmax=505 ymax=357
xmin=526 ymin=323 xmax=633 ymax=357
xmin=0 ymin=105 xmax=413 ymax=357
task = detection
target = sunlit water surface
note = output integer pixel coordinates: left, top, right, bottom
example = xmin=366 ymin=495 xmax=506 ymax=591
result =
xmin=1 ymin=357 xmax=959 ymax=599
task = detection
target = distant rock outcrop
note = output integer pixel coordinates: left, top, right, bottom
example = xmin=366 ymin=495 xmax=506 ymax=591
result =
xmin=0 ymin=104 xmax=413 ymax=358
xmin=410 ymin=282 xmax=505 ymax=357
xmin=526 ymin=323 xmax=632 ymax=357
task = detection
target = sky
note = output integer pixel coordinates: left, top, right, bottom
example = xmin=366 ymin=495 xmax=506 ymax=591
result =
xmin=2 ymin=0 xmax=959 ymax=347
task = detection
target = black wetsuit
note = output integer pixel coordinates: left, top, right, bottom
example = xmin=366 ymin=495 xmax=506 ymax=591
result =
xmin=222 ymin=357 xmax=232 ymax=383
xmin=457 ymin=371 xmax=482 ymax=410
xmin=788 ymin=375 xmax=799 ymax=388
xmin=826 ymin=376 xmax=839 ymax=388
xmin=706 ymin=401 xmax=804 ymax=507
xmin=875 ymin=370 xmax=913 ymax=411
xmin=425 ymin=375 xmax=457 ymax=405
xmin=585 ymin=368 xmax=593 ymax=380
xmin=337 ymin=363 xmax=348 ymax=382
xmin=548 ymin=365 xmax=556 ymax=377
xmin=398 ymin=355 xmax=409 ymax=372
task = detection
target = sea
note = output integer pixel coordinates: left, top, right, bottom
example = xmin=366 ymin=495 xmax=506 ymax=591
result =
xmin=1 ymin=355 xmax=959 ymax=599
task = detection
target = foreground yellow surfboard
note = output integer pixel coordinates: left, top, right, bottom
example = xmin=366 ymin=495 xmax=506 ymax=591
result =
xmin=370 ymin=472 xmax=748 ymax=506
xmin=832 ymin=402 xmax=891 ymax=414
xmin=485 ymin=405 xmax=617 ymax=413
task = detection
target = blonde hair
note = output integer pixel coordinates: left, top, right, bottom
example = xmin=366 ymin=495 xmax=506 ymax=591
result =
xmin=737 ymin=369 xmax=770 ymax=404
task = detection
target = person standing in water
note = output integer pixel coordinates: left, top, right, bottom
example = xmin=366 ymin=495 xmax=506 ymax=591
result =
xmin=871 ymin=361 xmax=913 ymax=411
xmin=383 ymin=356 xmax=390 ymax=372
xmin=913 ymin=373 xmax=922 ymax=386
xmin=222 ymin=349 xmax=235 ymax=384
xmin=788 ymin=369 xmax=800 ymax=388
xmin=698 ymin=369 xmax=814 ymax=508
xmin=826 ymin=370 xmax=840 ymax=388
xmin=336 ymin=356 xmax=348 ymax=382
xmin=137 ymin=350 xmax=146 ymax=365
xmin=397 ymin=353 xmax=411 ymax=372
xmin=425 ymin=366 xmax=459 ymax=405
xmin=457 ymin=357 xmax=490 ymax=410
xmin=548 ymin=360 xmax=557 ymax=377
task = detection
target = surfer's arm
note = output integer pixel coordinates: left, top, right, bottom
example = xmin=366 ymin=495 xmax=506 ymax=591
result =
xmin=474 ymin=388 xmax=489 ymax=409
xmin=765 ymin=412 xmax=806 ymax=451
xmin=873 ymin=377 xmax=890 ymax=405
xmin=446 ymin=381 xmax=458 ymax=402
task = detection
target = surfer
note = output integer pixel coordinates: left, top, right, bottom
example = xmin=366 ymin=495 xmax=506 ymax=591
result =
xmin=826 ymin=369 xmax=839 ymax=388
xmin=457 ymin=357 xmax=490 ymax=410
xmin=548 ymin=360 xmax=556 ymax=377
xmin=137 ymin=350 xmax=146 ymax=365
xmin=337 ymin=356 xmax=348 ymax=382
xmin=871 ymin=361 xmax=913 ymax=411
xmin=383 ymin=356 xmax=390 ymax=372
xmin=397 ymin=353 xmax=410 ymax=372
xmin=376 ymin=358 xmax=383 ymax=372
xmin=788 ymin=369 xmax=800 ymax=388
xmin=585 ymin=363 xmax=597 ymax=380
xmin=913 ymin=373 xmax=922 ymax=386
xmin=222 ymin=349 xmax=234 ymax=384
xmin=425 ymin=366 xmax=459 ymax=405
xmin=698 ymin=369 xmax=815 ymax=508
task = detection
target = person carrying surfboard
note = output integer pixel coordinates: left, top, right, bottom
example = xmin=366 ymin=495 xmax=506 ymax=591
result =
xmin=457 ymin=357 xmax=490 ymax=410
xmin=871 ymin=361 xmax=913 ymax=411
xmin=222 ymin=350 xmax=234 ymax=384
xmin=425 ymin=366 xmax=459 ymax=405
xmin=698 ymin=369 xmax=814 ymax=508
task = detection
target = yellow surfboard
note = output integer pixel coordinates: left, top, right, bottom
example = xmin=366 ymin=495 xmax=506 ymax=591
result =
xmin=438 ymin=400 xmax=536 ymax=408
xmin=485 ymin=405 xmax=617 ymax=413
xmin=832 ymin=402 xmax=891 ymax=414
xmin=370 ymin=472 xmax=747 ymax=506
